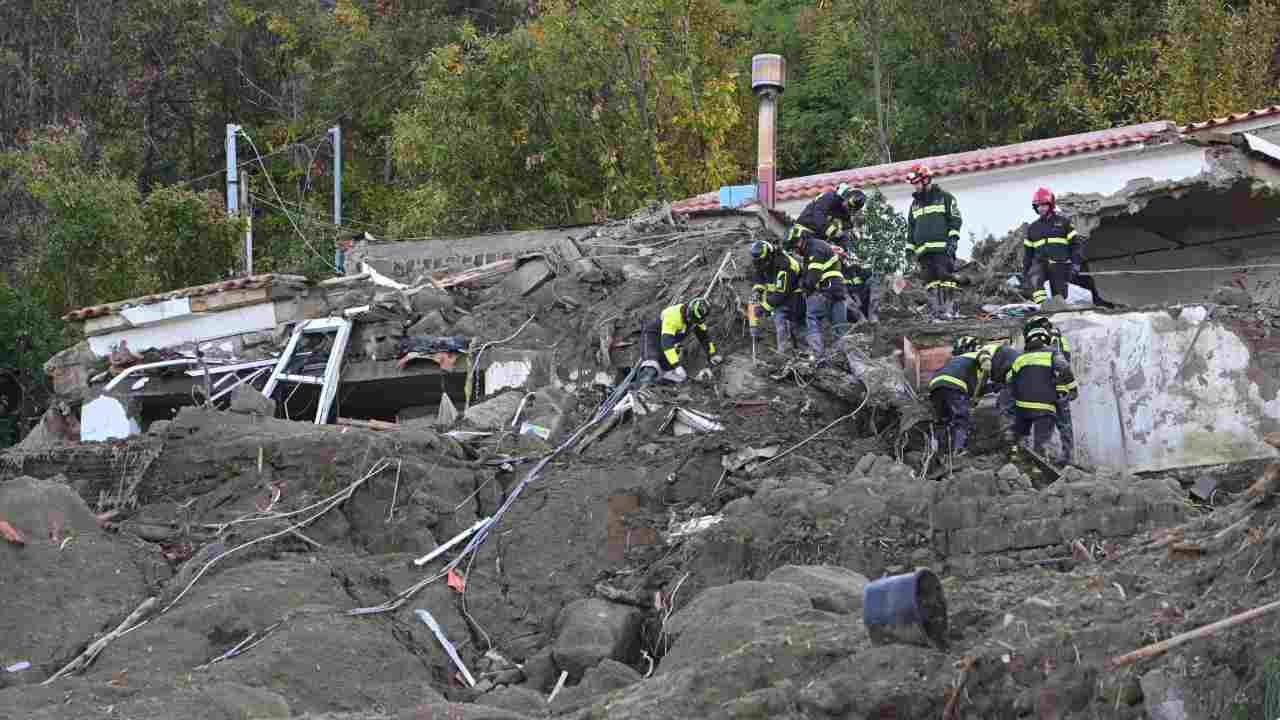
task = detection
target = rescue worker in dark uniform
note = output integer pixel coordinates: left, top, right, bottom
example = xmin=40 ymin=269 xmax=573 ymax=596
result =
xmin=1025 ymin=316 xmax=1079 ymax=465
xmin=928 ymin=335 xmax=987 ymax=455
xmin=1024 ymin=187 xmax=1084 ymax=304
xmin=786 ymin=183 xmax=865 ymax=253
xmin=1003 ymin=321 xmax=1075 ymax=458
xmin=905 ymin=164 xmax=963 ymax=320
xmin=750 ymin=240 xmax=805 ymax=354
xmin=793 ymin=232 xmax=848 ymax=359
xmin=638 ymin=298 xmax=721 ymax=385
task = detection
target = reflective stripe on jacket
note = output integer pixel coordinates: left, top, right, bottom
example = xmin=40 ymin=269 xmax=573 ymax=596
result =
xmin=907 ymin=185 xmax=962 ymax=257
xmin=1010 ymin=351 xmax=1058 ymax=414
xmin=655 ymin=304 xmax=715 ymax=367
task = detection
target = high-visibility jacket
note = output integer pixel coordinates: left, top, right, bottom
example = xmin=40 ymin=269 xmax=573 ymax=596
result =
xmin=1050 ymin=330 xmax=1078 ymax=395
xmin=1009 ymin=349 xmax=1073 ymax=416
xmin=929 ymin=351 xmax=988 ymax=401
xmin=646 ymin=303 xmax=716 ymax=369
xmin=1024 ymin=211 xmax=1083 ymax=272
xmin=906 ymin=185 xmax=962 ymax=258
xmin=797 ymin=236 xmax=845 ymax=290
xmin=751 ymin=252 xmax=803 ymax=312
xmin=797 ymin=191 xmax=853 ymax=241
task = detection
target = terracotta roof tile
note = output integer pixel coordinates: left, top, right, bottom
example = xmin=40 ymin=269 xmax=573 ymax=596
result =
xmin=1182 ymin=104 xmax=1280 ymax=133
xmin=672 ymin=120 xmax=1175 ymax=213
xmin=62 ymin=274 xmax=309 ymax=322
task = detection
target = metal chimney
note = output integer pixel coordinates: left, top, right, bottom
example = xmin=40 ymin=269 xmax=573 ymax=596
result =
xmin=751 ymin=54 xmax=786 ymax=209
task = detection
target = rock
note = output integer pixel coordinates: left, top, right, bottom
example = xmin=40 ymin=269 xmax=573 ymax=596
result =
xmin=620 ymin=263 xmax=656 ymax=281
xmin=410 ymin=287 xmax=456 ymax=315
xmin=551 ymin=599 xmax=642 ymax=680
xmin=850 ymin=453 xmax=877 ymax=479
xmin=394 ymin=702 xmax=536 ymax=720
xmin=517 ymin=385 xmax=578 ymax=450
xmin=661 ymin=581 xmax=812 ymax=672
xmin=1141 ymin=668 xmax=1204 ymax=720
xmin=765 ymin=564 xmax=869 ymax=615
xmin=550 ymin=659 xmax=643 ymax=714
xmin=720 ymin=355 xmax=770 ymax=399
xmin=505 ymin=258 xmax=556 ymax=296
xmin=464 ymin=391 xmax=526 ymax=431
xmin=201 ymin=682 xmax=291 ymax=719
xmin=998 ymin=463 xmax=1029 ymax=486
xmin=477 ymin=686 xmax=547 ymax=717
xmin=454 ymin=313 xmax=481 ymax=337
xmin=229 ymin=385 xmax=276 ymax=416
xmin=521 ymin=648 xmax=558 ymax=693
xmin=407 ymin=309 xmax=450 ymax=336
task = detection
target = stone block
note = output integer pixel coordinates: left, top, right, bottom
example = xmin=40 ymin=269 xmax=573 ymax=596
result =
xmin=504 ymin=258 xmax=556 ymax=296
xmin=765 ymin=564 xmax=869 ymax=615
xmin=551 ymin=599 xmax=642 ymax=680
xmin=929 ymin=498 xmax=983 ymax=532
xmin=229 ymin=385 xmax=276 ymax=416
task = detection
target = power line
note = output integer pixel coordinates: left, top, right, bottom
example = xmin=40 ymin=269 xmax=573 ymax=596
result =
xmin=239 ymin=128 xmax=339 ymax=273
xmin=249 ymin=192 xmax=386 ymax=236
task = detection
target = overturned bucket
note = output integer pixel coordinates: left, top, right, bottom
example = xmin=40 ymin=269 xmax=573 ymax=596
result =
xmin=862 ymin=568 xmax=949 ymax=649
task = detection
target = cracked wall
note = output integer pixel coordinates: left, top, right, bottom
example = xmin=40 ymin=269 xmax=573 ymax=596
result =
xmin=1054 ymin=306 xmax=1280 ymax=473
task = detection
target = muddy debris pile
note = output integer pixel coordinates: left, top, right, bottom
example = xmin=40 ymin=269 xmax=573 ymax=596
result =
xmin=3 ymin=208 xmax=1280 ymax=719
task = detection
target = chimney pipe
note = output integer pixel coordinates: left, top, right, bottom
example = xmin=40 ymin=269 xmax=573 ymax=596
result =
xmin=751 ymin=54 xmax=786 ymax=210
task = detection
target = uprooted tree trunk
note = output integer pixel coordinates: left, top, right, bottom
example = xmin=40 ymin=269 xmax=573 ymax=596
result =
xmin=806 ymin=335 xmax=932 ymax=435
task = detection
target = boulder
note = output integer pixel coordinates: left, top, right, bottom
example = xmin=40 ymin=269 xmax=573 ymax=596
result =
xmin=406 ymin=309 xmax=451 ymax=336
xmin=477 ymin=686 xmax=547 ymax=717
xmin=464 ymin=391 xmax=525 ymax=431
xmin=765 ymin=565 xmax=869 ymax=615
xmin=229 ymin=385 xmax=276 ymax=416
xmin=550 ymin=659 xmax=643 ymax=714
xmin=661 ymin=581 xmax=812 ymax=673
xmin=551 ymin=599 xmax=642 ymax=680
xmin=719 ymin=356 xmax=770 ymax=399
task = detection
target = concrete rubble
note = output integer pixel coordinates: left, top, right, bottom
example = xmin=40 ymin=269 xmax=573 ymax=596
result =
xmin=1 ymin=203 xmax=1279 ymax=719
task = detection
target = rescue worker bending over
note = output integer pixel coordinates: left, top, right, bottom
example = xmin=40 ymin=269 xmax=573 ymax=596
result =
xmin=928 ymin=335 xmax=988 ymax=456
xmin=750 ymin=240 xmax=805 ymax=355
xmin=905 ymin=164 xmax=963 ymax=320
xmin=793 ymin=232 xmax=848 ymax=359
xmin=1025 ymin=316 xmax=1078 ymax=465
xmin=786 ymin=183 xmax=865 ymax=254
xmin=638 ymin=298 xmax=721 ymax=385
xmin=1003 ymin=322 xmax=1075 ymax=459
xmin=1024 ymin=187 xmax=1084 ymax=304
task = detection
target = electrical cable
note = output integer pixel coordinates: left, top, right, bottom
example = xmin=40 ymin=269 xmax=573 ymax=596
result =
xmin=238 ymin=128 xmax=340 ymax=272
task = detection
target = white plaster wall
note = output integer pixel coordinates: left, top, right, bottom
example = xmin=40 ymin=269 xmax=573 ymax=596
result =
xmin=777 ymin=143 xmax=1209 ymax=260
xmin=1054 ymin=307 xmax=1280 ymax=473
xmin=86 ymin=303 xmax=280 ymax=357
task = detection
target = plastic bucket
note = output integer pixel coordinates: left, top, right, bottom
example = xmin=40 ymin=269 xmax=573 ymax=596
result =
xmin=862 ymin=568 xmax=949 ymax=649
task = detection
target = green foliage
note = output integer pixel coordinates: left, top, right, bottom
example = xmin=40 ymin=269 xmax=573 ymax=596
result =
xmin=0 ymin=280 xmax=66 ymax=376
xmin=138 ymin=186 xmax=243 ymax=291
xmin=855 ymin=190 xmax=908 ymax=275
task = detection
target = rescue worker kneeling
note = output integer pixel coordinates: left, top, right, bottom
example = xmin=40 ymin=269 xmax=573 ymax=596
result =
xmin=793 ymin=233 xmax=849 ymax=359
xmin=749 ymin=240 xmax=805 ymax=354
xmin=637 ymin=298 xmax=722 ymax=385
xmin=928 ymin=336 xmax=986 ymax=455
xmin=1001 ymin=322 xmax=1075 ymax=457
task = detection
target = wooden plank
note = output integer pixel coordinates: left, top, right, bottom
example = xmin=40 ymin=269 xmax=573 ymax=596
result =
xmin=189 ymin=287 xmax=272 ymax=313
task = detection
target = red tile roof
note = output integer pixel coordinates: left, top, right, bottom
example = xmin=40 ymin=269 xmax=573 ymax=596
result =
xmin=672 ymin=120 xmax=1175 ymax=213
xmin=63 ymin=274 xmax=309 ymax=321
xmin=1182 ymin=104 xmax=1280 ymax=133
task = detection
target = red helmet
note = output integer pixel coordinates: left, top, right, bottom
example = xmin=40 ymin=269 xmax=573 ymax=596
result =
xmin=1032 ymin=187 xmax=1055 ymax=211
xmin=906 ymin=164 xmax=932 ymax=185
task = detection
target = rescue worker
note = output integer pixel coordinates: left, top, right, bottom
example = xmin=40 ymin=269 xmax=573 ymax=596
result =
xmin=637 ymin=298 xmax=722 ymax=385
xmin=1024 ymin=187 xmax=1084 ymax=304
xmin=786 ymin=183 xmax=866 ymax=253
xmin=927 ymin=335 xmax=986 ymax=455
xmin=1025 ymin=316 xmax=1079 ymax=465
xmin=792 ymin=231 xmax=849 ymax=360
xmin=1003 ymin=321 xmax=1075 ymax=459
xmin=905 ymin=164 xmax=963 ymax=320
xmin=750 ymin=240 xmax=805 ymax=354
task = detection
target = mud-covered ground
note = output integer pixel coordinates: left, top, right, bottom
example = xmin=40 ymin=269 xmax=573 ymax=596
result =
xmin=3 ymin=211 xmax=1279 ymax=719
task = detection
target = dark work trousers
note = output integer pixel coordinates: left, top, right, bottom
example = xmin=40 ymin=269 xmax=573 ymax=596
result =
xmin=639 ymin=325 xmax=671 ymax=371
xmin=1073 ymin=262 xmax=1114 ymax=308
xmin=1027 ymin=259 xmax=1071 ymax=303
xmin=918 ymin=253 xmax=954 ymax=291
xmin=1012 ymin=411 xmax=1055 ymax=455
xmin=1054 ymin=397 xmax=1075 ymax=462
xmin=930 ymin=387 xmax=972 ymax=453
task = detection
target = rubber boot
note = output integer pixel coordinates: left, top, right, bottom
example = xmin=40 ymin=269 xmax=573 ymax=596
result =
xmin=951 ymin=426 xmax=969 ymax=455
xmin=1058 ymin=437 xmax=1074 ymax=466
xmin=944 ymin=289 xmax=959 ymax=320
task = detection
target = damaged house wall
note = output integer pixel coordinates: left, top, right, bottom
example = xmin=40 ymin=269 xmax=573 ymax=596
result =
xmin=1055 ymin=306 xmax=1280 ymax=473
xmin=1065 ymin=140 xmax=1280 ymax=307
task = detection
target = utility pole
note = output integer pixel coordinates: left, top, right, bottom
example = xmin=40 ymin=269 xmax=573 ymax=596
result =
xmin=240 ymin=169 xmax=253 ymax=276
xmin=330 ymin=125 xmax=343 ymax=274
xmin=225 ymin=123 xmax=241 ymax=217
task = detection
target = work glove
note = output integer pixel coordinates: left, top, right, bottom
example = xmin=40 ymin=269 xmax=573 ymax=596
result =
xmin=710 ymin=354 xmax=724 ymax=367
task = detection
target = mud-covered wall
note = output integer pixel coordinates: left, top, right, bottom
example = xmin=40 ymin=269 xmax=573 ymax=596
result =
xmin=1054 ymin=306 xmax=1280 ymax=472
